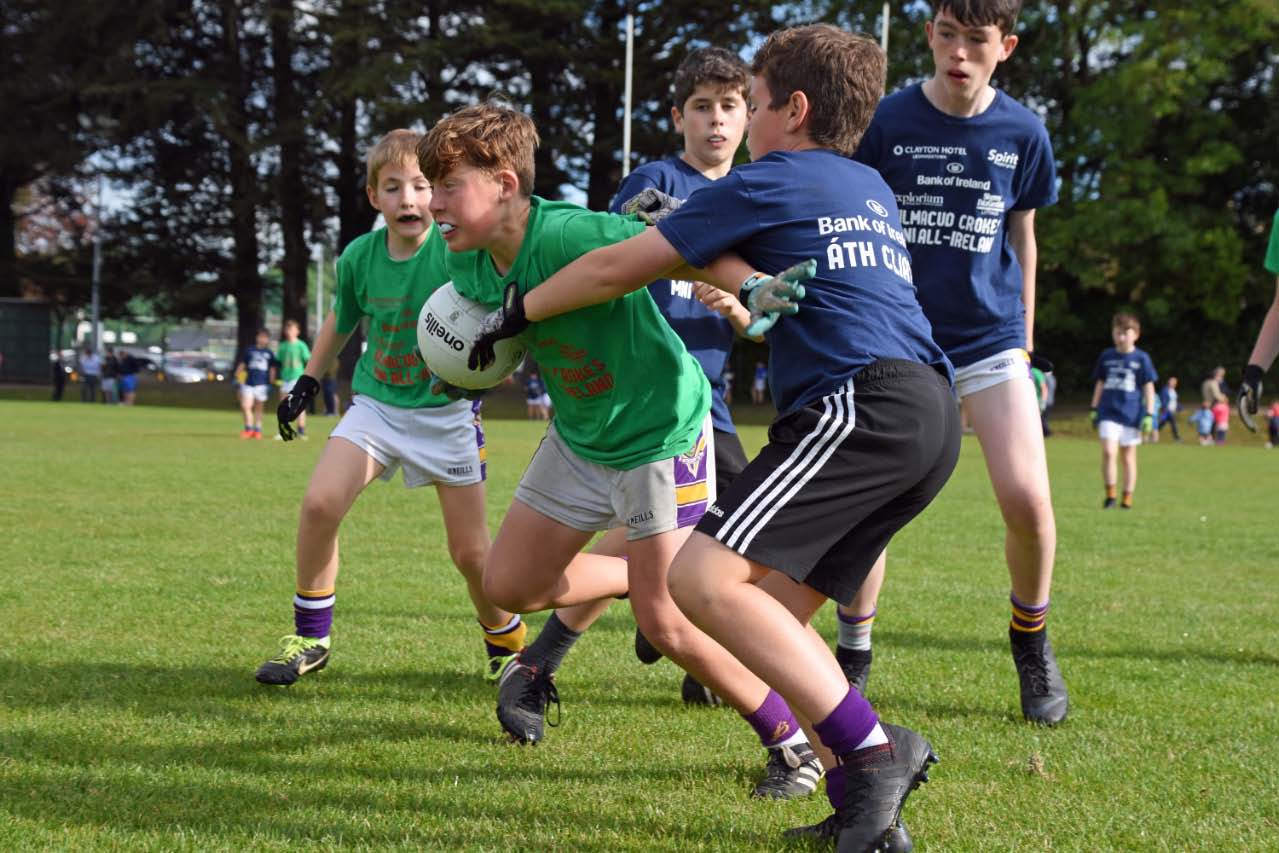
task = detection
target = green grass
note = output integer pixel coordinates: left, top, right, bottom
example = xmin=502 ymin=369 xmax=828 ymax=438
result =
xmin=1 ymin=401 xmax=1276 ymax=851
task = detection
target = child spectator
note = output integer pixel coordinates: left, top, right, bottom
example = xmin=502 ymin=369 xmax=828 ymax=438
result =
xmin=1267 ymin=400 xmax=1279 ymax=448
xmin=1157 ymin=376 xmax=1181 ymax=441
xmin=751 ymin=360 xmax=767 ymax=403
xmin=1089 ymin=312 xmax=1158 ymax=508
xmin=1189 ymin=402 xmax=1215 ymax=446
xmin=233 ymin=328 xmax=277 ymax=438
xmin=275 ymin=318 xmax=312 ymax=439
xmin=524 ymin=369 xmax=548 ymax=420
xmin=1211 ymin=398 xmax=1230 ymax=445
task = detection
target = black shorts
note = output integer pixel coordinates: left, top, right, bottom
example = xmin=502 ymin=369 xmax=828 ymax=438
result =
xmin=696 ymin=360 xmax=960 ymax=606
xmin=713 ymin=428 xmax=750 ymax=490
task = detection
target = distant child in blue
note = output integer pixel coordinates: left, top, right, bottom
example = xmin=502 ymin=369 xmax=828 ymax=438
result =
xmin=477 ymin=25 xmax=960 ymax=850
xmin=751 ymin=360 xmax=767 ymax=403
xmin=1089 ymin=312 xmax=1157 ymax=508
xmin=524 ymin=368 xmax=548 ymax=420
xmin=1156 ymin=376 xmax=1181 ymax=441
xmin=1188 ymin=402 xmax=1215 ymax=446
xmin=234 ymin=328 xmax=278 ymax=439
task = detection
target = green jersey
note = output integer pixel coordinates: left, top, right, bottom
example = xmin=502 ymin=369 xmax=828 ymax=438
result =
xmin=276 ymin=339 xmax=311 ymax=383
xmin=334 ymin=225 xmax=454 ymax=409
xmin=447 ymin=197 xmax=710 ymax=469
xmin=1265 ymin=209 xmax=1279 ymax=275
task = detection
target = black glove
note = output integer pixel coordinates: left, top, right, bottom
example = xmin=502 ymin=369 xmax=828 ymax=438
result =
xmin=277 ymin=374 xmax=319 ymax=441
xmin=469 ymin=282 xmax=530 ymax=371
xmin=1028 ymin=351 xmax=1054 ymax=374
xmin=430 ymin=376 xmax=488 ymax=401
xmin=1237 ymin=363 xmax=1264 ymax=432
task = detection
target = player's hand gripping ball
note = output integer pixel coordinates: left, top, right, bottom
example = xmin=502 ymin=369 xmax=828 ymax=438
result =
xmin=418 ymin=282 xmax=527 ymax=391
xmin=469 ymin=282 xmax=531 ymax=372
xmin=621 ymin=188 xmax=683 ymax=225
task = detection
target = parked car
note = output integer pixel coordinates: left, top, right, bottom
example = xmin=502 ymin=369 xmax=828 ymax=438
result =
xmin=161 ymin=351 xmax=228 ymax=383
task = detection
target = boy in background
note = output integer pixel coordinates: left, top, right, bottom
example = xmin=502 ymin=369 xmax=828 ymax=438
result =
xmin=1089 ymin=312 xmax=1157 ymax=509
xmin=420 ymin=102 xmax=826 ymax=797
xmin=1157 ymin=376 xmax=1181 ymax=442
xmin=275 ymin=318 xmax=312 ymax=439
xmin=234 ymin=329 xmax=277 ymax=439
xmin=1189 ymin=401 xmax=1215 ymax=446
xmin=1211 ymin=397 xmax=1230 ymax=445
xmin=843 ymin=0 xmax=1066 ymax=725
xmin=255 ymin=129 xmax=524 ymax=686
xmin=470 ymin=26 xmax=958 ymax=849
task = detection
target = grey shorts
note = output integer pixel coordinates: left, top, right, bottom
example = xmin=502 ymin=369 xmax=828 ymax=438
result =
xmin=331 ymin=394 xmax=485 ymax=488
xmin=515 ymin=416 xmax=714 ymax=540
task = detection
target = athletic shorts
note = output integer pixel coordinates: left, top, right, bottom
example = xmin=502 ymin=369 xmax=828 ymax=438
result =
xmin=118 ymin=375 xmax=137 ymax=393
xmin=953 ymin=348 xmax=1031 ymax=400
xmin=240 ymin=383 xmax=270 ymax=402
xmin=280 ymin=378 xmax=299 ymax=396
xmin=696 ymin=360 xmax=960 ymax=606
xmin=331 ymin=394 xmax=486 ymax=488
xmin=515 ymin=414 xmax=714 ymax=541
xmin=1098 ymin=419 xmax=1143 ymax=447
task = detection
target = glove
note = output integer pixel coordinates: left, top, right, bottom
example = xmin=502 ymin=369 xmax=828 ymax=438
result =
xmin=620 ymin=188 xmax=683 ymax=225
xmin=739 ymin=259 xmax=816 ymax=336
xmin=469 ymin=282 xmax=530 ymax=371
xmin=430 ymin=376 xmax=488 ymax=401
xmin=1237 ymin=363 xmax=1264 ymax=432
xmin=1089 ymin=408 xmax=1099 ymax=430
xmin=277 ymin=374 xmax=319 ymax=441
xmin=1141 ymin=414 xmax=1153 ymax=434
xmin=1028 ymin=351 xmax=1054 ymax=373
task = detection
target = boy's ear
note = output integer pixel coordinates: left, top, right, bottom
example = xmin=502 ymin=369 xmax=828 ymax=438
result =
xmin=784 ymin=90 xmax=811 ymax=134
xmin=496 ymin=169 xmax=521 ymax=200
xmin=998 ymin=32 xmax=1019 ymax=62
xmin=670 ymin=104 xmax=685 ymax=134
xmin=365 ymin=183 xmax=379 ymax=210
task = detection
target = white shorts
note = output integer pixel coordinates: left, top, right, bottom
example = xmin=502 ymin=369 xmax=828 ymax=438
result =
xmin=515 ymin=415 xmax=714 ymax=541
xmin=279 ymin=378 xmax=299 ymax=396
xmin=240 ymin=384 xmax=270 ymax=403
xmin=331 ymin=394 xmax=486 ymax=488
xmin=953 ymin=348 xmax=1032 ymax=400
xmin=1098 ymin=420 xmax=1143 ymax=447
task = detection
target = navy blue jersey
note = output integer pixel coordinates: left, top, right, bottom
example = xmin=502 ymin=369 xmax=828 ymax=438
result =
xmin=854 ymin=84 xmax=1057 ymax=368
xmin=1092 ymin=347 xmax=1157 ymax=427
xmin=612 ymin=157 xmax=737 ymax=433
xmin=240 ymin=346 xmax=277 ymax=387
xmin=657 ymin=149 xmax=951 ymax=416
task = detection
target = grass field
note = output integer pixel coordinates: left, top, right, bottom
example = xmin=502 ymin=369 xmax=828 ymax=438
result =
xmin=1 ymin=400 xmax=1276 ymax=851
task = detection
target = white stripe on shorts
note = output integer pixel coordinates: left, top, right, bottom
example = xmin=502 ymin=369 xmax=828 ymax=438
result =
xmin=717 ymin=379 xmax=857 ymax=552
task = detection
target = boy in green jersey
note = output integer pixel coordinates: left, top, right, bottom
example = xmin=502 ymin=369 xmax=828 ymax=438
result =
xmin=274 ymin=318 xmax=312 ymax=439
xmin=255 ymin=129 xmax=525 ymax=686
xmin=417 ymin=104 xmax=826 ymax=797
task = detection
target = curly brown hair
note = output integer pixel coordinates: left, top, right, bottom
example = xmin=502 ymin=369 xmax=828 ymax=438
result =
xmin=672 ymin=47 xmax=750 ymax=111
xmin=417 ymin=102 xmax=539 ymax=197
xmin=751 ymin=25 xmax=885 ymax=157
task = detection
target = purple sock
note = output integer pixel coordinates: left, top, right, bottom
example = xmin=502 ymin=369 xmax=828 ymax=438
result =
xmin=825 ymin=765 xmax=846 ymax=810
xmin=813 ymin=686 xmax=879 ymax=757
xmin=293 ymin=588 xmax=334 ymax=639
xmin=741 ymin=689 xmax=803 ymax=747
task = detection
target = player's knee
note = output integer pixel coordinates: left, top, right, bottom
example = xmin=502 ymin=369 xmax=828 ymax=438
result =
xmin=481 ymin=568 xmax=537 ymax=614
xmin=448 ymin=540 xmax=488 ymax=580
xmin=299 ymin=488 xmax=347 ymax=529
xmin=1001 ymin=493 xmax=1055 ymax=540
xmin=632 ymin=609 xmax=691 ymax=660
xmin=667 ymin=555 xmax=711 ymax=616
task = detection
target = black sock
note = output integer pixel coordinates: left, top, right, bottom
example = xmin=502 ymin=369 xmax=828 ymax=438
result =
xmin=522 ymin=612 xmax=582 ymax=675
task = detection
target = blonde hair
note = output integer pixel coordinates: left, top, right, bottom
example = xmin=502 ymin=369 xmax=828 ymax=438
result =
xmin=417 ymin=102 xmax=538 ymax=197
xmin=366 ymin=129 xmax=423 ymax=189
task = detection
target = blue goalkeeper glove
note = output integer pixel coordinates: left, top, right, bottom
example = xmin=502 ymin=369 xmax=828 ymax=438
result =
xmin=277 ymin=374 xmax=319 ymax=441
xmin=1237 ymin=363 xmax=1263 ymax=432
xmin=740 ymin=259 xmax=815 ymax=336
xmin=469 ymin=282 xmax=530 ymax=371
xmin=620 ymin=188 xmax=683 ymax=224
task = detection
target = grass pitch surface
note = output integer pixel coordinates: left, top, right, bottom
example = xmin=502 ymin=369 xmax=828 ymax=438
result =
xmin=1 ymin=401 xmax=1276 ymax=851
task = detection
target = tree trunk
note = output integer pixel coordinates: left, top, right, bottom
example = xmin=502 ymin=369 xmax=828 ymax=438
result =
xmin=269 ymin=0 xmax=309 ymax=339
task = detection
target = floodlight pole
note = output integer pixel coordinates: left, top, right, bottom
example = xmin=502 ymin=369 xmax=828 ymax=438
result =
xmin=881 ymin=1 xmax=890 ymax=53
xmin=90 ymin=174 xmax=103 ymax=354
xmin=621 ymin=2 xmax=634 ymax=178
xmin=313 ymin=243 xmax=324 ymax=336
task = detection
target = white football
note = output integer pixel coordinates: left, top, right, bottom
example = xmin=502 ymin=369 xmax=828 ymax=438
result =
xmin=417 ymin=282 xmax=527 ymax=390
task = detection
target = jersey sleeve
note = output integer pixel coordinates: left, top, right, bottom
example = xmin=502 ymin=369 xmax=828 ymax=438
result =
xmin=1090 ymin=351 xmax=1105 ymax=383
xmin=300 ymin=340 xmax=312 ymax=364
xmin=547 ymin=208 xmax=647 ymax=271
xmin=1265 ymin=209 xmax=1279 ymax=275
xmin=1140 ymin=352 xmax=1158 ymax=387
xmin=1012 ymin=123 xmax=1058 ymax=211
xmin=656 ymin=172 xmax=761 ymax=269
xmin=333 ymin=249 xmax=362 ymax=336
xmin=610 ymin=170 xmax=662 ymax=214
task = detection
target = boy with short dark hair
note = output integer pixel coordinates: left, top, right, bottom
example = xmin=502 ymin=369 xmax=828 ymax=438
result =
xmin=234 ymin=329 xmax=277 ymax=439
xmin=1089 ymin=312 xmax=1158 ymax=509
xmin=844 ymin=0 xmax=1068 ymax=725
xmin=418 ymin=102 xmax=828 ymax=797
xmin=254 ymin=129 xmax=525 ymax=686
xmin=469 ymin=25 xmax=959 ymax=850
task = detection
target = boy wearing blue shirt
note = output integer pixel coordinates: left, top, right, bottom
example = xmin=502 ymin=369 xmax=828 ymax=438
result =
xmin=234 ymin=328 xmax=278 ymax=439
xmin=1089 ymin=312 xmax=1158 ymax=509
xmin=846 ymin=0 xmax=1067 ymax=726
xmin=473 ymin=25 xmax=959 ymax=851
